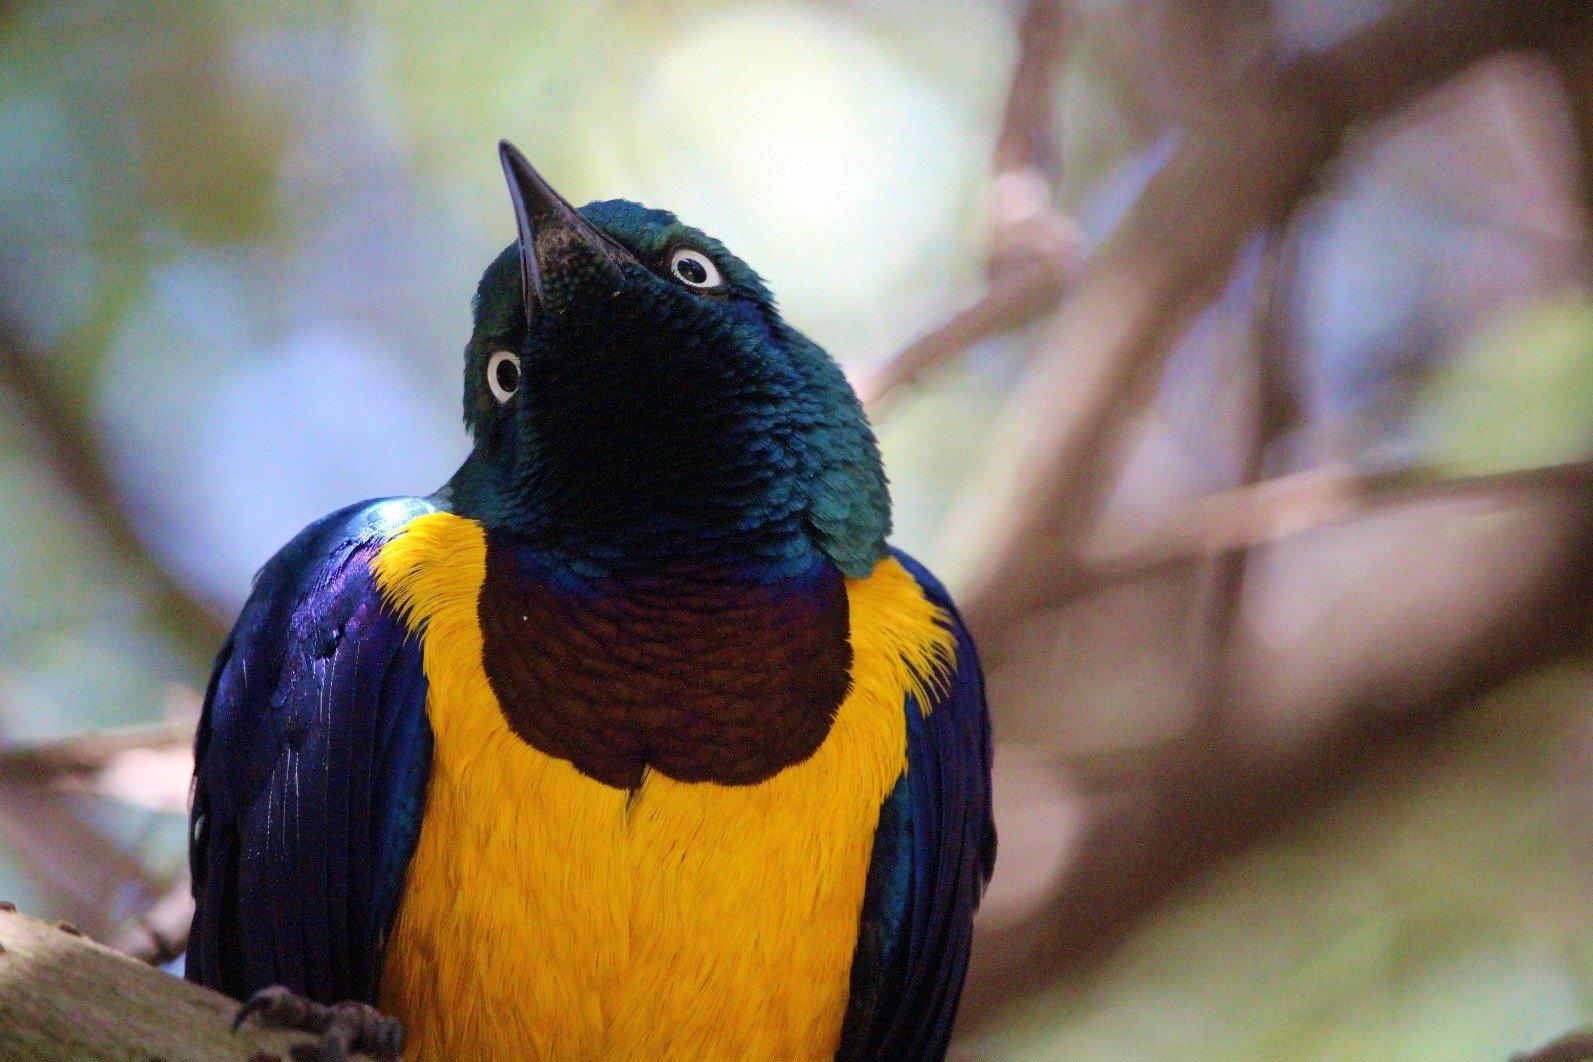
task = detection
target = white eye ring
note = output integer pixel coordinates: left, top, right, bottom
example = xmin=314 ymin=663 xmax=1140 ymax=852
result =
xmin=669 ymin=248 xmax=722 ymax=289
xmin=487 ymin=350 xmax=521 ymax=404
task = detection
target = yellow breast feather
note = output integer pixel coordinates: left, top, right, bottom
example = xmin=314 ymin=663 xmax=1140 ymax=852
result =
xmin=370 ymin=511 xmax=952 ymax=1060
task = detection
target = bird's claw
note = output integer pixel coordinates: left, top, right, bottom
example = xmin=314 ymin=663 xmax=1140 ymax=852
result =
xmin=233 ymin=985 xmax=403 ymax=1061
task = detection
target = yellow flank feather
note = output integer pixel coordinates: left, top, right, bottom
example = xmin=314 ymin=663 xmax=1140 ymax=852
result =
xmin=370 ymin=512 xmax=954 ymax=1060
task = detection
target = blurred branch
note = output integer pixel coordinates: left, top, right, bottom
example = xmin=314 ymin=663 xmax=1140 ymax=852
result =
xmin=1069 ymin=458 xmax=1593 ymax=600
xmin=857 ymin=0 xmax=1084 ymax=410
xmin=962 ymin=504 xmax=1593 ymax=1028
xmin=0 ymin=775 xmax=191 ymax=963
xmin=0 ymin=718 xmax=196 ymax=783
xmin=0 ymin=777 xmax=168 ymax=942
xmin=956 ymin=0 xmax=1593 ymax=646
xmin=1133 ymin=0 xmax=1272 ymax=126
xmin=1190 ymin=223 xmax=1300 ymax=737
xmin=990 ymin=0 xmax=1070 ymax=179
xmin=101 ymin=875 xmax=194 ymax=967
xmin=1516 ymin=1028 xmax=1593 ymax=1062
xmin=0 ymin=714 xmax=197 ymax=962
xmin=955 ymin=0 xmax=1593 ymax=1031
xmin=1548 ymin=22 xmax=1593 ymax=256
xmin=0 ymin=708 xmax=195 ymax=817
xmin=856 ymin=269 xmax=1073 ymax=410
xmin=0 ymin=320 xmax=210 ymax=955
xmin=0 ymin=319 xmax=231 ymax=659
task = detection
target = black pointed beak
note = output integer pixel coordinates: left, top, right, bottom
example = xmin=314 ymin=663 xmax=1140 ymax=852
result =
xmin=499 ymin=139 xmax=637 ymax=323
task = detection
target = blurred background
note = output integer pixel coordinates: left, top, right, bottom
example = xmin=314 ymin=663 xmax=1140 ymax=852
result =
xmin=0 ymin=0 xmax=1589 ymax=1057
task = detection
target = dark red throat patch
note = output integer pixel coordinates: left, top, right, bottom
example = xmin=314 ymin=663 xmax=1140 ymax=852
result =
xmin=478 ymin=532 xmax=853 ymax=789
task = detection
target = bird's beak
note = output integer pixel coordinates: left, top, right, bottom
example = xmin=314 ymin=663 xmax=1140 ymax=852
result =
xmin=499 ymin=139 xmax=638 ymax=323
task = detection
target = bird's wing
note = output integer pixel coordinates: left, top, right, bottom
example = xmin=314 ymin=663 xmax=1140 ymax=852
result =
xmin=838 ymin=548 xmax=997 ymax=1062
xmin=187 ymin=498 xmax=436 ymax=1005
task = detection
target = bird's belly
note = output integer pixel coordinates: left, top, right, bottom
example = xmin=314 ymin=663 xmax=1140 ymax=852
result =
xmin=371 ymin=514 xmax=945 ymax=1060
xmin=378 ymin=734 xmax=891 ymax=1061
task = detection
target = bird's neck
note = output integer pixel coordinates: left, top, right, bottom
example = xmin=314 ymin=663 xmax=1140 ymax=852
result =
xmin=440 ymin=445 xmax=820 ymax=582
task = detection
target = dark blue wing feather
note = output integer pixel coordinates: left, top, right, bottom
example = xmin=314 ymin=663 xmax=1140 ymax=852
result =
xmin=187 ymin=498 xmax=435 ymax=1005
xmin=838 ymin=548 xmax=996 ymax=1061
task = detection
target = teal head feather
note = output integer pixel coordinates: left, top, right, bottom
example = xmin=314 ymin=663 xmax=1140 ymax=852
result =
xmin=443 ymin=141 xmax=890 ymax=580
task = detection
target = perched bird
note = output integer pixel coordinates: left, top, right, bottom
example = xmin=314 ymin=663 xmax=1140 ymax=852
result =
xmin=187 ymin=140 xmax=994 ymax=1061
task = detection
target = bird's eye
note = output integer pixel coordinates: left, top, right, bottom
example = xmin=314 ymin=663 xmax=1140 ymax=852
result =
xmin=669 ymin=248 xmax=722 ymax=290
xmin=487 ymin=350 xmax=521 ymax=404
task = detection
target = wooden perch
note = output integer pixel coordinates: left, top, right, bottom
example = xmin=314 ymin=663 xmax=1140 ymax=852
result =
xmin=0 ymin=907 xmax=316 ymax=1060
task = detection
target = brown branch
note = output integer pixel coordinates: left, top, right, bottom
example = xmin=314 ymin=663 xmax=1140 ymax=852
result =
xmin=1515 ymin=1028 xmax=1593 ymax=1062
xmin=1547 ymin=15 xmax=1593 ymax=261
xmin=856 ymin=262 xmax=1073 ymax=410
xmin=955 ymin=0 xmax=1593 ymax=646
xmin=991 ymin=0 xmax=1072 ymax=179
xmin=0 ymin=780 xmax=169 ymax=944
xmin=0 ymin=317 xmax=214 ymax=962
xmin=0 ymin=715 xmax=198 ymax=961
xmin=1066 ymin=458 xmax=1593 ymax=600
xmin=1133 ymin=0 xmax=1273 ymax=127
xmin=101 ymin=877 xmax=194 ymax=968
xmin=960 ymin=503 xmax=1593 ymax=1030
xmin=1028 ymin=469 xmax=1538 ymax=634
xmin=954 ymin=0 xmax=1593 ymax=1028
xmin=858 ymin=0 xmax=1083 ymax=412
xmin=0 ymin=718 xmax=196 ymax=783
xmin=1189 ymin=223 xmax=1300 ymax=737
xmin=0 ymin=322 xmax=231 ymax=659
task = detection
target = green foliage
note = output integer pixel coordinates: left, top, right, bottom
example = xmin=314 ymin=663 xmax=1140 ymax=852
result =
xmin=1418 ymin=296 xmax=1593 ymax=477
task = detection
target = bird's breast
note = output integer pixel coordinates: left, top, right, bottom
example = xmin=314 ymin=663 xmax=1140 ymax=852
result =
xmin=476 ymin=532 xmax=852 ymax=789
xmin=369 ymin=512 xmax=953 ymax=1061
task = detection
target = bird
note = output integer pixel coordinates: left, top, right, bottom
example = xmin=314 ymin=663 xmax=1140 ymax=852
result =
xmin=186 ymin=139 xmax=995 ymax=1062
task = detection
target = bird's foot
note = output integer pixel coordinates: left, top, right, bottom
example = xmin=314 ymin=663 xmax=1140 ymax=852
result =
xmin=233 ymin=985 xmax=403 ymax=1061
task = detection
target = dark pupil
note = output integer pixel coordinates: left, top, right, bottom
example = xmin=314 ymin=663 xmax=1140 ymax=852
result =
xmin=494 ymin=358 xmax=519 ymax=395
xmin=676 ymin=257 xmax=708 ymax=284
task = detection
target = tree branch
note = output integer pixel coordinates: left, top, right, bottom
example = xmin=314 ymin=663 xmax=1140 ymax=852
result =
xmin=1515 ymin=1028 xmax=1593 ymax=1062
xmin=960 ymin=504 xmax=1592 ymax=1028
xmin=1547 ymin=13 xmax=1593 ymax=253
xmin=0 ymin=318 xmax=217 ymax=965
xmin=0 ymin=321 xmax=231 ymax=658
xmin=1189 ymin=222 xmax=1299 ymax=737
xmin=856 ymin=0 xmax=1084 ymax=411
xmin=856 ymin=263 xmax=1074 ymax=410
xmin=952 ymin=0 xmax=1593 ymax=1032
xmin=1067 ymin=458 xmax=1593 ymax=601
xmin=954 ymin=0 xmax=1593 ymax=647
xmin=0 ymin=714 xmax=197 ymax=962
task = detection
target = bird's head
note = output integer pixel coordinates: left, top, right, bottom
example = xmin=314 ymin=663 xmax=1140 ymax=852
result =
xmin=444 ymin=141 xmax=890 ymax=580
